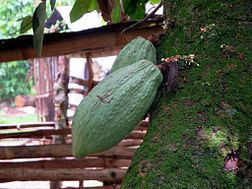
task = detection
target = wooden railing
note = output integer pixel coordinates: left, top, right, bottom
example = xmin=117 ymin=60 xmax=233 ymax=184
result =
xmin=0 ymin=121 xmax=148 ymax=189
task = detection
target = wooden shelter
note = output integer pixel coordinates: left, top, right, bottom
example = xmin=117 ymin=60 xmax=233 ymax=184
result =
xmin=0 ymin=18 xmax=164 ymax=189
xmin=0 ymin=18 xmax=164 ymax=62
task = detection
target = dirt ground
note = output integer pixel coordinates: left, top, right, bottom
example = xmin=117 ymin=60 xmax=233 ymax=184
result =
xmin=0 ymin=105 xmax=36 ymax=117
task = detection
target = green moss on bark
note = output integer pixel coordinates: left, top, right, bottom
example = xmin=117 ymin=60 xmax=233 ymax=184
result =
xmin=121 ymin=0 xmax=252 ymax=188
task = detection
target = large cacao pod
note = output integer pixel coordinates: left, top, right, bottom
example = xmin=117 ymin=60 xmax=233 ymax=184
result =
xmin=110 ymin=37 xmax=156 ymax=72
xmin=72 ymin=60 xmax=163 ymax=157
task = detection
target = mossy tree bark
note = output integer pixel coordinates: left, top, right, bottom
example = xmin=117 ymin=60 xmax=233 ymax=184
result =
xmin=121 ymin=0 xmax=252 ymax=188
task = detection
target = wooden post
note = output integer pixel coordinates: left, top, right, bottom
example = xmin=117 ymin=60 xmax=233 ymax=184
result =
xmin=51 ymin=56 xmax=70 ymax=189
xmin=53 ymin=56 xmax=69 ymax=144
xmin=86 ymin=52 xmax=94 ymax=92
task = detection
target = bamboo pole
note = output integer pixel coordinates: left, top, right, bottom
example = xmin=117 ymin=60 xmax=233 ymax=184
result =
xmin=52 ymin=56 xmax=70 ymax=188
xmin=0 ymin=119 xmax=147 ymax=131
xmin=125 ymin=131 xmax=146 ymax=140
xmin=53 ymin=56 xmax=69 ymax=144
xmin=0 ymin=122 xmax=55 ymax=130
xmin=0 ymin=144 xmax=71 ymax=159
xmin=0 ymin=128 xmax=145 ymax=140
xmin=68 ymin=88 xmax=88 ymax=96
xmin=0 ymin=168 xmax=126 ymax=182
xmin=134 ymin=126 xmax=148 ymax=131
xmin=86 ymin=53 xmax=94 ymax=92
xmin=63 ymin=185 xmax=120 ymax=189
xmin=70 ymin=76 xmax=90 ymax=86
xmin=0 ymin=128 xmax=70 ymax=139
xmin=118 ymin=139 xmax=143 ymax=147
xmin=0 ymin=145 xmax=135 ymax=159
xmin=0 ymin=158 xmax=131 ymax=169
xmin=69 ymin=77 xmax=98 ymax=87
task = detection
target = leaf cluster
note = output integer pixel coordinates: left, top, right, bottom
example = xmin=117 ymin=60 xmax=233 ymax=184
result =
xmin=0 ymin=61 xmax=32 ymax=101
xmin=0 ymin=0 xmax=34 ymax=38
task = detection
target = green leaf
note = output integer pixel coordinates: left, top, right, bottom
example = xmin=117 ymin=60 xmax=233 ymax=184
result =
xmin=50 ymin=0 xmax=56 ymax=11
xmin=20 ymin=16 xmax=33 ymax=34
xmin=123 ymin=0 xmax=148 ymax=20
xmin=150 ymin=0 xmax=161 ymax=4
xmin=70 ymin=0 xmax=98 ymax=23
xmin=32 ymin=1 xmax=46 ymax=56
xmin=111 ymin=0 xmax=121 ymax=23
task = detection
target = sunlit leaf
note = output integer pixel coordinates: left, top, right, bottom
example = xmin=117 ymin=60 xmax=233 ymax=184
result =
xmin=111 ymin=0 xmax=121 ymax=23
xmin=20 ymin=15 xmax=32 ymax=34
xmin=32 ymin=1 xmax=46 ymax=56
xmin=70 ymin=0 xmax=98 ymax=23
xmin=150 ymin=0 xmax=161 ymax=4
xmin=123 ymin=0 xmax=148 ymax=20
xmin=50 ymin=0 xmax=56 ymax=11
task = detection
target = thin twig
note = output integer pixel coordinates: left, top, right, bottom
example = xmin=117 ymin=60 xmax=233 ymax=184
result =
xmin=121 ymin=0 xmax=163 ymax=34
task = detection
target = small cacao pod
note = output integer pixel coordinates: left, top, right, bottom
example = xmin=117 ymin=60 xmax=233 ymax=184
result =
xmin=110 ymin=36 xmax=156 ymax=72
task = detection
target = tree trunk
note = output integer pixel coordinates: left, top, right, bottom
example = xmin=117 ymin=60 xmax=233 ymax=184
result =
xmin=121 ymin=0 xmax=252 ymax=188
xmin=51 ymin=56 xmax=69 ymax=189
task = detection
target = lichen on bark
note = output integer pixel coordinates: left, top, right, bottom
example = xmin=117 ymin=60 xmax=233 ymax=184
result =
xmin=121 ymin=0 xmax=252 ymax=188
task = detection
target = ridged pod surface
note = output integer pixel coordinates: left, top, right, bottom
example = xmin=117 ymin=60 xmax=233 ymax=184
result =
xmin=72 ymin=60 xmax=163 ymax=157
xmin=110 ymin=37 xmax=156 ymax=72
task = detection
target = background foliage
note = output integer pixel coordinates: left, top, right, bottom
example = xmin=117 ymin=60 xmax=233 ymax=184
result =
xmin=0 ymin=0 xmax=73 ymax=102
xmin=0 ymin=61 xmax=32 ymax=101
xmin=0 ymin=0 xmax=34 ymax=39
xmin=0 ymin=1 xmax=34 ymax=102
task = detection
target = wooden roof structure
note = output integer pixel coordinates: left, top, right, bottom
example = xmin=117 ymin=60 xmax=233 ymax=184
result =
xmin=0 ymin=17 xmax=164 ymax=62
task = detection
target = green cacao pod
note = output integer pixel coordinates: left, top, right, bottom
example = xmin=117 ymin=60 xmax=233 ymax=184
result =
xmin=110 ymin=37 xmax=156 ymax=72
xmin=72 ymin=60 xmax=163 ymax=157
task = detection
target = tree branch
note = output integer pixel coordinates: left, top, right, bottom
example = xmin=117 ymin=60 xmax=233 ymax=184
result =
xmin=121 ymin=0 xmax=163 ymax=34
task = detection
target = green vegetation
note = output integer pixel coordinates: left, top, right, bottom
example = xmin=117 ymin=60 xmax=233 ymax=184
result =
xmin=0 ymin=61 xmax=32 ymax=101
xmin=0 ymin=0 xmax=73 ymax=102
xmin=121 ymin=0 xmax=252 ymax=188
xmin=0 ymin=0 xmax=74 ymax=39
xmin=0 ymin=0 xmax=34 ymax=39
xmin=0 ymin=1 xmax=34 ymax=101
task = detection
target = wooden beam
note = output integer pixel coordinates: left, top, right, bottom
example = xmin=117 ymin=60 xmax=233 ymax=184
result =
xmin=0 ymin=122 xmax=55 ymax=130
xmin=0 ymin=144 xmax=71 ymax=159
xmin=134 ymin=126 xmax=148 ymax=131
xmin=118 ymin=139 xmax=143 ymax=147
xmin=125 ymin=131 xmax=146 ymax=140
xmin=0 ymin=119 xmax=148 ymax=131
xmin=0 ymin=144 xmax=135 ymax=159
xmin=0 ymin=18 xmax=164 ymax=62
xmin=70 ymin=76 xmax=98 ymax=87
xmin=0 ymin=128 xmax=70 ymax=139
xmin=0 ymin=158 xmax=131 ymax=169
xmin=63 ymin=186 xmax=121 ymax=189
xmin=68 ymin=88 xmax=87 ymax=95
xmin=0 ymin=128 xmax=146 ymax=139
xmin=70 ymin=48 xmax=120 ymax=59
xmin=0 ymin=168 xmax=126 ymax=182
